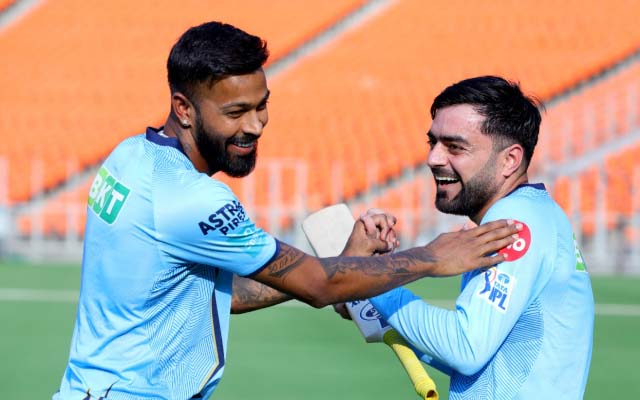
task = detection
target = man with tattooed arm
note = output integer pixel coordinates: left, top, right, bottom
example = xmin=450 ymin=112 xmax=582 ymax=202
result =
xmin=53 ymin=22 xmax=519 ymax=400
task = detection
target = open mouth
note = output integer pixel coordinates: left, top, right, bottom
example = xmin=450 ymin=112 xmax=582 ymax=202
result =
xmin=228 ymin=140 xmax=257 ymax=156
xmin=231 ymin=140 xmax=256 ymax=148
xmin=434 ymin=176 xmax=460 ymax=185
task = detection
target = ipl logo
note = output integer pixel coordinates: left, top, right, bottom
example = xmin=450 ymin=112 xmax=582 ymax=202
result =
xmin=477 ymin=267 xmax=516 ymax=313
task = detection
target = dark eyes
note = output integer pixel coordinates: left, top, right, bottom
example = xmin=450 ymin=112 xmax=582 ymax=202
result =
xmin=227 ymin=101 xmax=268 ymax=118
xmin=227 ymin=110 xmax=244 ymax=118
xmin=426 ymin=138 xmax=463 ymax=152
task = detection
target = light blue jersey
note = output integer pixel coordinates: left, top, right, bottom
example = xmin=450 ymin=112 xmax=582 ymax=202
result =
xmin=54 ymin=128 xmax=278 ymax=400
xmin=370 ymin=184 xmax=594 ymax=399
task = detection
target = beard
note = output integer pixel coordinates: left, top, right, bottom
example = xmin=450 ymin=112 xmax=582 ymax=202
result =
xmin=193 ymin=113 xmax=258 ymax=178
xmin=433 ymin=155 xmax=500 ymax=218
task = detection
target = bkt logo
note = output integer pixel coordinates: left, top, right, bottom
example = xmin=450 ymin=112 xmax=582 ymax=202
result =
xmin=198 ymin=200 xmax=247 ymax=236
xmin=477 ymin=268 xmax=516 ymax=313
xmin=88 ymin=167 xmax=130 ymax=224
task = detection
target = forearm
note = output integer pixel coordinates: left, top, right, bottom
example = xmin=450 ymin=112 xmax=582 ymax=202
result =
xmin=317 ymin=246 xmax=441 ymax=301
xmin=370 ymin=287 xmax=502 ymax=376
xmin=253 ymin=243 xmax=439 ymax=309
xmin=231 ymin=275 xmax=292 ymax=314
xmin=252 ymin=219 xmax=518 ymax=309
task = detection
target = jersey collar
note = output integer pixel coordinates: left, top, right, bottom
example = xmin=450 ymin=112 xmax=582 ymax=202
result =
xmin=145 ymin=126 xmax=186 ymax=155
xmin=507 ymin=182 xmax=546 ymax=197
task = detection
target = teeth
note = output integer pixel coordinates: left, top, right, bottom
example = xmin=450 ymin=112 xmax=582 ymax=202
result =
xmin=435 ymin=176 xmax=458 ymax=182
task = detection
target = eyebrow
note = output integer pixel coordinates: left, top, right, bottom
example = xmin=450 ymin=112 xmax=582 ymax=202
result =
xmin=222 ymin=90 xmax=270 ymax=110
xmin=427 ymin=130 xmax=471 ymax=146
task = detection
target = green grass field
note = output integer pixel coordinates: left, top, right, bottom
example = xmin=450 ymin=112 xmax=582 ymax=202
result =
xmin=0 ymin=261 xmax=638 ymax=399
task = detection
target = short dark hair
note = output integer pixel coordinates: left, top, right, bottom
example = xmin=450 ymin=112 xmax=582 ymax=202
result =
xmin=167 ymin=21 xmax=269 ymax=100
xmin=430 ymin=76 xmax=542 ymax=166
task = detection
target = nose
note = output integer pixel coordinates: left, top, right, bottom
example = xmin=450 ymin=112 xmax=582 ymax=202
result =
xmin=243 ymin=108 xmax=268 ymax=137
xmin=427 ymin=143 xmax=446 ymax=168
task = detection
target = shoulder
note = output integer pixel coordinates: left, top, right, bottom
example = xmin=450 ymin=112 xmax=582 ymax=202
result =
xmin=484 ymin=184 xmax=558 ymax=230
xmin=154 ymin=171 xmax=240 ymax=216
xmin=483 ymin=184 xmax=561 ymax=259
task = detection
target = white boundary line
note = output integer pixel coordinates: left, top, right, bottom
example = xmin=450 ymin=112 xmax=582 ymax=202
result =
xmin=1 ymin=288 xmax=639 ymax=317
xmin=0 ymin=288 xmax=79 ymax=302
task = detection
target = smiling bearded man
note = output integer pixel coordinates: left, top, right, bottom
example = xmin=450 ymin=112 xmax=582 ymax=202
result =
xmin=368 ymin=76 xmax=595 ymax=399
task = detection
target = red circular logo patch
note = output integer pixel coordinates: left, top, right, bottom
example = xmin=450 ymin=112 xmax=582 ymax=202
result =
xmin=498 ymin=221 xmax=531 ymax=262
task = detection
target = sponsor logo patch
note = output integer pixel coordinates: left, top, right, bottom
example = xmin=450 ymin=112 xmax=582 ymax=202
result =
xmin=477 ymin=267 xmax=516 ymax=313
xmin=198 ymin=200 xmax=248 ymax=236
xmin=498 ymin=220 xmax=531 ymax=262
xmin=349 ymin=300 xmax=389 ymax=329
xmin=87 ymin=166 xmax=130 ymax=224
xmin=574 ymin=235 xmax=587 ymax=272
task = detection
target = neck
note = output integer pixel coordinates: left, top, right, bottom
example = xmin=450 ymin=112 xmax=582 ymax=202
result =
xmin=163 ymin=115 xmax=212 ymax=175
xmin=470 ymin=172 xmax=529 ymax=225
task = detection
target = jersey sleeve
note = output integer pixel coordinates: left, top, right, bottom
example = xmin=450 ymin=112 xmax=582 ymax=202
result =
xmin=370 ymin=195 xmax=556 ymax=375
xmin=154 ymin=173 xmax=278 ymax=276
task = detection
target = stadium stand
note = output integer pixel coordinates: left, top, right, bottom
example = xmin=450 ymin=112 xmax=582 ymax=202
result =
xmin=3 ymin=0 xmax=640 ymax=272
xmin=0 ymin=0 xmax=367 ymax=202
xmin=0 ymin=0 xmax=15 ymax=12
xmin=260 ymin=0 xmax=640 ymax=209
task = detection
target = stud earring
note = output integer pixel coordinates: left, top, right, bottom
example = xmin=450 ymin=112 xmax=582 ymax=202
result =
xmin=181 ymin=119 xmax=190 ymax=128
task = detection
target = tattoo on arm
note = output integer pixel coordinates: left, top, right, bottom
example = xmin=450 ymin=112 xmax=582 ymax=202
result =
xmin=232 ymin=276 xmax=290 ymax=313
xmin=317 ymin=247 xmax=436 ymax=291
xmin=261 ymin=242 xmax=437 ymax=302
xmin=269 ymin=242 xmax=435 ymax=282
xmin=265 ymin=244 xmax=308 ymax=278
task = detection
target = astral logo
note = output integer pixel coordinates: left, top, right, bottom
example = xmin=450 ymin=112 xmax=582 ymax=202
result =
xmin=198 ymin=200 xmax=247 ymax=236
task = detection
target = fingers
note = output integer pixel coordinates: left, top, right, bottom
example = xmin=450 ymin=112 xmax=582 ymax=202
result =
xmin=333 ymin=303 xmax=352 ymax=320
xmin=359 ymin=209 xmax=398 ymax=251
xmin=466 ymin=219 xmax=520 ymax=237
xmin=370 ymin=236 xmax=393 ymax=254
xmin=359 ymin=213 xmax=379 ymax=237
xmin=478 ymin=253 xmax=507 ymax=268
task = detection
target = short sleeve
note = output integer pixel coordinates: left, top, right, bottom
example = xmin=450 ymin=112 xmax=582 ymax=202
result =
xmin=154 ymin=172 xmax=277 ymax=276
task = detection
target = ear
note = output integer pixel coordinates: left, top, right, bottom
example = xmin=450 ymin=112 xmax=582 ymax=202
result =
xmin=500 ymin=144 xmax=524 ymax=178
xmin=171 ymin=92 xmax=195 ymax=128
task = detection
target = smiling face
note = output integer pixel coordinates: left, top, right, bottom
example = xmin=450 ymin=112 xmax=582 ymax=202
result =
xmin=191 ymin=69 xmax=270 ymax=177
xmin=427 ymin=104 xmax=503 ymax=220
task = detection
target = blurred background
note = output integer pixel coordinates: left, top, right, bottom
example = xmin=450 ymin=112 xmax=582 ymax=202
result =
xmin=0 ymin=0 xmax=638 ymax=398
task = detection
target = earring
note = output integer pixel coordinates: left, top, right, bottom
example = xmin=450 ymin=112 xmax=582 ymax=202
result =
xmin=181 ymin=119 xmax=190 ymax=128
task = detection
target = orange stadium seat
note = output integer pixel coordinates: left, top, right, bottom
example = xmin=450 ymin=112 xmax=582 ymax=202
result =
xmin=4 ymin=0 xmax=640 ymax=240
xmin=0 ymin=0 xmax=367 ymax=202
xmin=262 ymin=0 xmax=640 ymax=214
xmin=0 ymin=0 xmax=14 ymax=11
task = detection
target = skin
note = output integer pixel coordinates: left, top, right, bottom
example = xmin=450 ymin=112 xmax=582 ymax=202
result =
xmin=427 ymin=104 xmax=528 ymax=225
xmin=163 ymin=71 xmax=521 ymax=311
xmin=334 ymin=104 xmax=530 ymax=320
